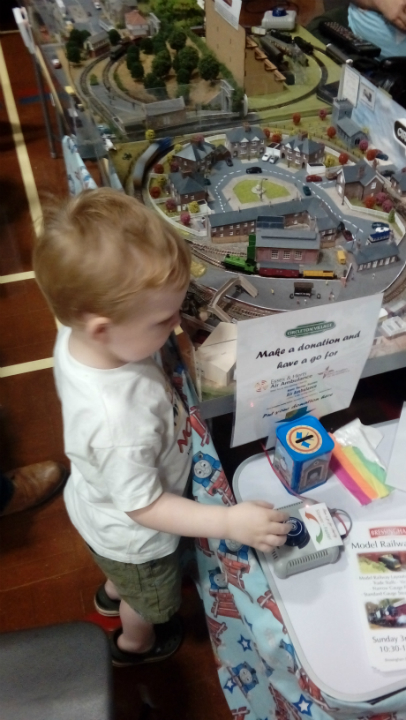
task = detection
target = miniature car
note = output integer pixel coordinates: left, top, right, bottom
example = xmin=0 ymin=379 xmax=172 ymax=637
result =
xmin=51 ymin=57 xmax=61 ymax=68
xmin=305 ymin=174 xmax=322 ymax=182
xmin=268 ymin=156 xmax=277 ymax=164
xmin=380 ymin=168 xmax=394 ymax=177
xmin=343 ymin=229 xmax=354 ymax=242
xmin=94 ymin=1 xmax=101 ymax=8
xmin=204 ymin=177 xmax=211 ymax=185
xmin=246 ymin=167 xmax=262 ymax=174
xmin=225 ymin=157 xmax=233 ymax=167
xmin=376 ymin=152 xmax=389 ymax=160
xmin=261 ymin=150 xmax=272 ymax=161
xmin=302 ymin=185 xmax=311 ymax=196
xmin=372 ymin=221 xmax=389 ymax=229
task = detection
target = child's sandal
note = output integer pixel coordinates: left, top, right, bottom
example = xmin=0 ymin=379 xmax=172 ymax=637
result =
xmin=110 ymin=615 xmax=183 ymax=667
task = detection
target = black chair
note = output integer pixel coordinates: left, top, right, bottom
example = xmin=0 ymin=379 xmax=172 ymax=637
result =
xmin=0 ymin=621 xmax=113 ymax=720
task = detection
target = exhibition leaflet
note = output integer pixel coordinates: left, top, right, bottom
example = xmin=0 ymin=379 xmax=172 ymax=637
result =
xmin=348 ymin=520 xmax=406 ymax=672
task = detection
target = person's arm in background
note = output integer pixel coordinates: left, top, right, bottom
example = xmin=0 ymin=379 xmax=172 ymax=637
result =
xmin=352 ymin=0 xmax=406 ymax=32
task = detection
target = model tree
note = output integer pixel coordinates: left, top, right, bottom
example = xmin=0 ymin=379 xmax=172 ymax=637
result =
xmin=359 ymin=139 xmax=369 ymax=152
xmin=68 ymin=28 xmax=90 ymax=48
xmin=318 ymin=108 xmax=328 ymax=121
xmin=180 ymin=211 xmax=191 ymax=226
xmin=338 ymin=152 xmax=349 ymax=165
xmin=166 ymin=198 xmax=177 ymax=213
xmin=144 ymin=73 xmax=163 ymax=90
xmin=324 ymin=154 xmax=337 ymax=167
xmin=150 ymin=186 xmax=161 ymax=199
xmin=382 ymin=199 xmax=393 ymax=213
xmin=192 ymin=134 xmax=205 ymax=145
xmin=140 ymin=37 xmax=154 ymax=54
xmin=154 ymin=163 xmax=164 ymax=174
xmin=271 ymin=132 xmax=282 ymax=143
xmin=126 ymin=45 xmax=140 ymax=68
xmin=130 ymin=62 xmax=144 ymax=81
xmin=292 ymin=113 xmax=301 ymax=125
xmin=198 ymin=54 xmax=220 ymax=84
xmin=169 ymin=28 xmax=187 ymax=52
xmin=66 ymin=44 xmax=81 ymax=64
xmin=375 ymin=191 xmax=388 ymax=206
xmin=366 ymin=148 xmax=378 ymax=161
xmin=108 ymin=29 xmax=121 ymax=46
xmin=188 ymin=201 xmax=200 ymax=214
xmin=157 ymin=175 xmax=167 ymax=189
xmin=152 ymin=50 xmax=172 ymax=78
xmin=176 ymin=68 xmax=191 ymax=84
xmin=388 ymin=208 xmax=395 ymax=223
xmin=326 ymin=126 xmax=336 ymax=139
xmin=177 ymin=46 xmax=199 ymax=74
xmin=363 ymin=195 xmax=375 ymax=209
xmin=170 ymin=160 xmax=179 ymax=172
xmin=145 ymin=128 xmax=156 ymax=143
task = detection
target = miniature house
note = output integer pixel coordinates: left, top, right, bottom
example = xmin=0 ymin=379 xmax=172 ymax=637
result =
xmin=331 ymin=98 xmax=367 ymax=148
xmin=335 ymin=161 xmax=383 ymax=201
xmin=173 ymin=140 xmax=215 ymax=175
xmin=390 ymin=171 xmax=406 ymax=197
xmin=279 ymin=133 xmax=325 ymax=168
xmin=225 ymin=125 xmax=266 ymax=160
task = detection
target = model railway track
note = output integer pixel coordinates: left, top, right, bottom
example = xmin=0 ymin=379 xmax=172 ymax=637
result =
xmin=188 ymin=281 xmax=275 ymax=321
xmin=382 ymin=265 xmax=406 ymax=302
xmin=251 ymin=52 xmax=328 ymax=112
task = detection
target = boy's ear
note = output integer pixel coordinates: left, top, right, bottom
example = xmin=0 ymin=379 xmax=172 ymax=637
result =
xmin=85 ymin=316 xmax=112 ymax=343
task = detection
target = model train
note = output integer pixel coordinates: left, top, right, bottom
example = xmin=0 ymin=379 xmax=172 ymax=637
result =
xmin=368 ymin=599 xmax=406 ymax=627
xmin=132 ymin=137 xmax=172 ymax=188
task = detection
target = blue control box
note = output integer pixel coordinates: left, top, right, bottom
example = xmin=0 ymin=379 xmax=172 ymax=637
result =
xmin=274 ymin=416 xmax=334 ymax=493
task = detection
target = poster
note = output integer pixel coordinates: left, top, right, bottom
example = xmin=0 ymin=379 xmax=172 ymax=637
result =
xmin=232 ymin=294 xmax=382 ymax=447
xmin=348 ymin=520 xmax=406 ymax=672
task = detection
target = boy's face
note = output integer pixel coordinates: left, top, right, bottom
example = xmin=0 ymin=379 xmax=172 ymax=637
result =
xmin=103 ymin=284 xmax=188 ymax=364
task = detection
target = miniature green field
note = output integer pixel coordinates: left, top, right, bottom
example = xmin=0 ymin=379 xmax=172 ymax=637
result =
xmin=233 ymin=179 xmax=290 ymax=204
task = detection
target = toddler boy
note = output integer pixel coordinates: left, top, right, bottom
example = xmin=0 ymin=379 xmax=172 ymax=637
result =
xmin=34 ymin=188 xmax=290 ymax=666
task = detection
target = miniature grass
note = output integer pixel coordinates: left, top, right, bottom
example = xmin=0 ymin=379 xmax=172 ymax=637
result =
xmin=233 ymin=179 xmax=290 ymax=204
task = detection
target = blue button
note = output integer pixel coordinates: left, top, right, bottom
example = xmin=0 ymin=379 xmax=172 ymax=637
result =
xmin=286 ymin=517 xmax=310 ymax=548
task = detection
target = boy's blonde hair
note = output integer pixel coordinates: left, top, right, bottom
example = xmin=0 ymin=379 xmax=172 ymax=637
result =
xmin=33 ymin=188 xmax=191 ymax=326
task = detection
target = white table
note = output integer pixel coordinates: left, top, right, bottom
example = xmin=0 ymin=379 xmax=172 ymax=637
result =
xmin=233 ymin=419 xmax=406 ymax=703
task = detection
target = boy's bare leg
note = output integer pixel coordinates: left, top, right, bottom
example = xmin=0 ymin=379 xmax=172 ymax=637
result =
xmin=104 ymin=578 xmax=121 ymax=601
xmin=118 ymin=600 xmax=155 ymax=653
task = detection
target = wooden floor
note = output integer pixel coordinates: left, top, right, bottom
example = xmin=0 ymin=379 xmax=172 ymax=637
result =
xmin=1 ymin=6 xmax=406 ymax=719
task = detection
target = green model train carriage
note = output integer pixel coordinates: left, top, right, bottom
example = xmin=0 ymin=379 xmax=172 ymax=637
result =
xmin=223 ymin=234 xmax=257 ymax=274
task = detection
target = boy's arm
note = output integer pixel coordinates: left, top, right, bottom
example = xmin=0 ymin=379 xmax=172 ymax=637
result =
xmin=127 ymin=493 xmax=291 ymax=553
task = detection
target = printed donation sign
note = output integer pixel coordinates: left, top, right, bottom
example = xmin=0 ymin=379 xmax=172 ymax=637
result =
xmin=349 ymin=520 xmax=406 ymax=672
xmin=232 ymin=294 xmax=382 ymax=447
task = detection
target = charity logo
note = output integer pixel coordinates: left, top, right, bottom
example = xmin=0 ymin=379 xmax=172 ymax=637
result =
xmin=255 ymin=380 xmax=268 ymax=392
xmin=285 ymin=321 xmax=335 ymax=338
xmin=304 ymin=511 xmax=323 ymax=544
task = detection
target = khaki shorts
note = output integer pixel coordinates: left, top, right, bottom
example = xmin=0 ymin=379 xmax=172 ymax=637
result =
xmin=89 ymin=547 xmax=181 ymax=624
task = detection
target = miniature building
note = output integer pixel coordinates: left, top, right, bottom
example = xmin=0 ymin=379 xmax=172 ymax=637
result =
xmin=124 ymin=9 xmax=150 ymax=38
xmin=208 ymin=198 xmax=341 ymax=245
xmin=143 ymin=97 xmax=186 ymax=130
xmin=195 ymin=322 xmax=237 ymax=387
xmin=173 ymin=139 xmax=215 ymax=175
xmin=331 ymin=98 xmax=367 ymax=148
xmin=225 ymin=124 xmax=266 ymax=159
xmin=336 ymin=161 xmax=383 ymax=201
xmin=84 ymin=31 xmax=110 ymax=58
xmin=205 ymin=0 xmax=285 ymax=97
xmin=353 ymin=244 xmax=399 ymax=272
xmin=168 ymin=171 xmax=207 ymax=208
xmin=255 ymin=225 xmax=320 ymax=265
xmin=390 ymin=171 xmax=406 ymax=196
xmin=279 ymin=132 xmax=325 ymax=168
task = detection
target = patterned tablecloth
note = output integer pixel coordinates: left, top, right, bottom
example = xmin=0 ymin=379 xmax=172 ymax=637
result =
xmin=170 ymin=348 xmax=406 ymax=720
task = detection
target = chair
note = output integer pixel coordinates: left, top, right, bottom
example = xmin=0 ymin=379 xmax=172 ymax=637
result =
xmin=0 ymin=621 xmax=113 ymax=720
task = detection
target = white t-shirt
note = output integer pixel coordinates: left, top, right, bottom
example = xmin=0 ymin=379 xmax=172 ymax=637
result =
xmin=54 ymin=326 xmax=192 ymax=563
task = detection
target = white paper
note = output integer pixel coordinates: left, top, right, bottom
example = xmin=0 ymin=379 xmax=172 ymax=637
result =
xmin=299 ymin=503 xmax=343 ymax=549
xmin=385 ymin=402 xmax=406 ymax=492
xmin=232 ymin=294 xmax=382 ymax=447
xmin=341 ymin=65 xmax=360 ymax=107
xmin=214 ymin=0 xmax=242 ymax=29
xmin=348 ymin=520 xmax=406 ymax=672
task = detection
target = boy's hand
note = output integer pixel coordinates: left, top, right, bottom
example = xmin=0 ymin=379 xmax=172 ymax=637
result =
xmin=225 ymin=501 xmax=292 ymax=552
